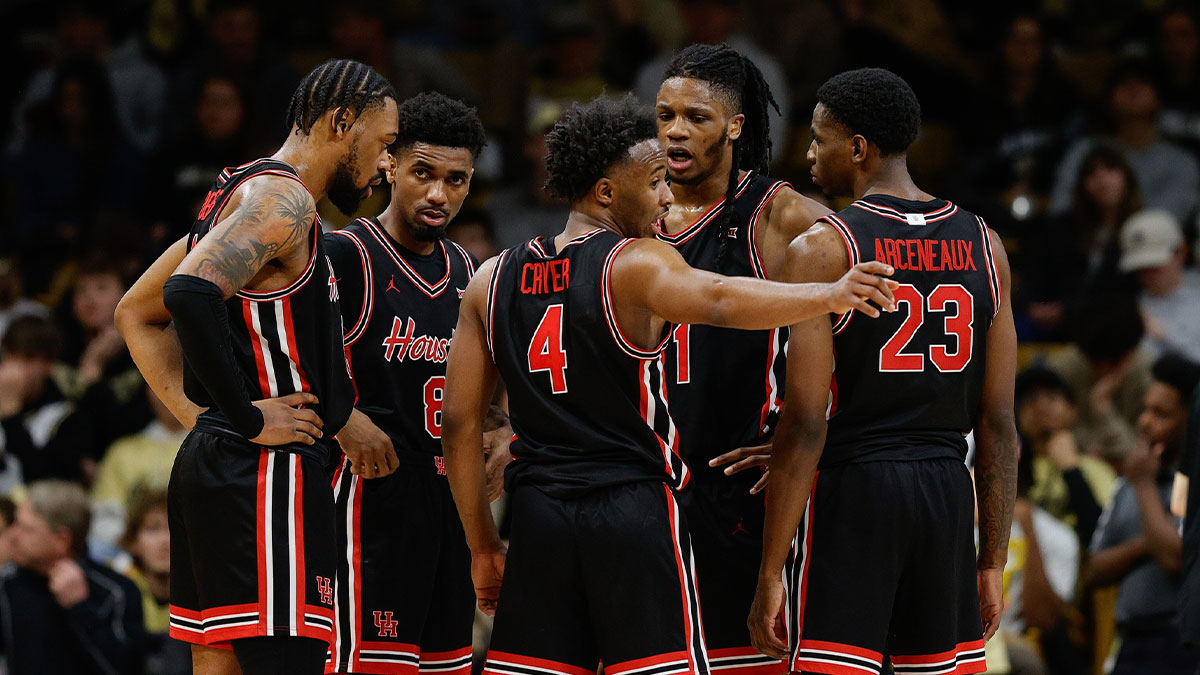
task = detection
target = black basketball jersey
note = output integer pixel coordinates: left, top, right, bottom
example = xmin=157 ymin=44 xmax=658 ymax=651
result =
xmin=487 ymin=228 xmax=688 ymax=497
xmin=821 ymin=194 xmax=1001 ymax=467
xmin=325 ymin=217 xmax=477 ymax=472
xmin=656 ymin=171 xmax=790 ymax=474
xmin=184 ymin=158 xmax=355 ymax=464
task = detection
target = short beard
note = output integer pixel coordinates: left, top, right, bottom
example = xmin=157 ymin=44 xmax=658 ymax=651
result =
xmin=668 ymin=129 xmax=730 ymax=186
xmin=327 ymin=141 xmax=366 ymax=215
xmin=410 ymin=222 xmax=448 ymax=242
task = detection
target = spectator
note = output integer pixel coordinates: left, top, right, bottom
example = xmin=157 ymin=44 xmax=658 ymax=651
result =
xmin=0 ymin=258 xmax=49 ymax=341
xmin=1021 ymin=145 xmax=1139 ymax=339
xmin=633 ymin=0 xmax=790 ymax=158
xmin=1050 ymin=59 xmax=1199 ymax=224
xmin=528 ymin=7 xmax=611 ymax=113
xmin=971 ymin=13 xmax=1084 ymax=205
xmin=0 ymin=315 xmax=81 ymax=486
xmin=1049 ymin=294 xmax=1153 ymax=466
xmin=1118 ymin=209 xmax=1200 ymax=364
xmin=120 ymin=487 xmax=188 ymax=675
xmin=446 ymin=208 xmax=501 ymax=262
xmin=486 ymin=101 xmax=569 ymax=248
xmin=1088 ymin=355 xmax=1200 ymax=675
xmin=144 ymin=71 xmax=254 ymax=244
xmin=90 ymin=385 xmax=186 ymax=556
xmin=7 ymin=2 xmax=166 ymax=153
xmin=1016 ymin=365 xmax=1116 ymax=545
xmin=1176 ymin=347 xmax=1200 ymax=655
xmin=0 ymin=480 xmax=146 ymax=674
xmin=8 ymin=58 xmax=145 ymax=297
xmin=1153 ymin=6 xmax=1200 ymax=156
xmin=163 ymin=0 xmax=299 ymax=145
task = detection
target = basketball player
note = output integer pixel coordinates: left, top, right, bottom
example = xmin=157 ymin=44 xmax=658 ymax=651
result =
xmin=653 ymin=44 xmax=831 ymax=673
xmin=441 ymin=95 xmax=897 ymax=675
xmin=747 ymin=69 xmax=1019 ymax=675
xmin=114 ymin=59 xmax=400 ymax=675
xmin=323 ymin=92 xmax=486 ymax=675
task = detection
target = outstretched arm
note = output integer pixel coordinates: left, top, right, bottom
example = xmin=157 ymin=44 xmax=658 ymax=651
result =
xmin=613 ymin=236 xmax=895 ymax=331
xmin=747 ymin=224 xmax=844 ymax=660
xmin=973 ymin=228 xmax=1019 ymax=641
xmin=443 ymin=258 xmax=506 ymax=615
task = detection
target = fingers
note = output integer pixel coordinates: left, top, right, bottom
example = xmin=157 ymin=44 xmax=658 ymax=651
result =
xmin=295 ymin=408 xmax=324 ymax=429
xmin=384 ymin=447 xmax=400 ymax=473
xmin=279 ymin=391 xmax=320 ymax=407
xmin=709 ymin=443 xmax=770 ymax=468
xmin=853 ymin=261 xmax=894 ymax=277
xmin=750 ymin=470 xmax=769 ymax=495
xmin=295 ymin=420 xmax=322 ymax=440
xmin=723 ymin=455 xmax=769 ymax=476
xmin=293 ymin=430 xmax=316 ymax=446
xmin=748 ymin=618 xmax=789 ymax=660
xmin=851 ymin=296 xmax=882 ymax=318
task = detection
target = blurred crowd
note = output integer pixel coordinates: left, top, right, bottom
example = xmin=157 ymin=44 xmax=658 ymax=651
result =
xmin=1 ymin=1 xmax=1200 ymax=674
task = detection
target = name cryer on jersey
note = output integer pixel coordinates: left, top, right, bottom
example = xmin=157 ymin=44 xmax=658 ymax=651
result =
xmin=875 ymin=237 xmax=978 ymax=273
xmin=381 ymin=316 xmax=453 ymax=363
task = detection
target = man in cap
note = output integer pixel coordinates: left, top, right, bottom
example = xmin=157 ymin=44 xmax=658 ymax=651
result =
xmin=1119 ymin=209 xmax=1200 ymax=363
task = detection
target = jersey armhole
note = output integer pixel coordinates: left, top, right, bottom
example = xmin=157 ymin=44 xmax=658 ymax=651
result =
xmin=975 ymin=216 xmax=1002 ymax=319
xmin=484 ymin=249 xmax=509 ymax=359
xmin=601 ymin=239 xmax=671 ymax=360
xmin=746 ymin=180 xmax=791 ymax=280
xmin=824 ymin=214 xmax=861 ymax=336
xmin=331 ymin=228 xmax=374 ymax=346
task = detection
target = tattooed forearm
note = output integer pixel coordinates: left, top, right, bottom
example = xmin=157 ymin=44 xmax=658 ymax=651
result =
xmin=180 ymin=179 xmax=316 ymax=297
xmin=975 ymin=411 xmax=1019 ymax=570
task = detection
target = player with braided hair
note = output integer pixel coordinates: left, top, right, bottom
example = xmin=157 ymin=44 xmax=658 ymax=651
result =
xmin=115 ymin=59 xmax=398 ymax=675
xmin=652 ymin=43 xmax=831 ymax=673
xmin=442 ymin=94 xmax=896 ymax=675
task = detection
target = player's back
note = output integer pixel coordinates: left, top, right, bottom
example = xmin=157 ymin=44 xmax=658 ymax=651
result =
xmin=183 ymin=158 xmax=354 ymax=464
xmin=486 ymin=228 xmax=689 ymax=496
xmin=822 ymin=194 xmax=1001 ymax=467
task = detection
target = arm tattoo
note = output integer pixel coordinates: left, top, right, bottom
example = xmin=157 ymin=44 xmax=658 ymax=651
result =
xmin=190 ymin=181 xmax=316 ymax=296
xmin=976 ymin=415 xmax=1018 ymax=569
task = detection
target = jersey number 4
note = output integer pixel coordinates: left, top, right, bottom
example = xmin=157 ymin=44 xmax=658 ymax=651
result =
xmin=529 ymin=304 xmax=568 ymax=394
xmin=879 ymin=284 xmax=973 ymax=373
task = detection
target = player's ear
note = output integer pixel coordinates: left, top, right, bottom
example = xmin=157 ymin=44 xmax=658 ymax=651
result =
xmin=727 ymin=113 xmax=745 ymax=142
xmin=331 ymin=107 xmax=357 ymax=138
xmin=850 ymin=134 xmax=869 ymax=165
xmin=385 ymin=153 xmax=399 ymax=184
xmin=593 ymin=177 xmax=615 ymax=207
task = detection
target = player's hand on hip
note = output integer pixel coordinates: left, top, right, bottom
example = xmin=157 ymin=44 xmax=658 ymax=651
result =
xmin=710 ymin=441 xmax=772 ymax=493
xmin=338 ymin=408 xmax=399 ymax=479
xmin=825 ymin=262 xmax=897 ymax=317
xmin=471 ymin=546 xmax=507 ymax=616
xmin=249 ymin=392 xmax=324 ymax=447
xmin=747 ymin=576 xmax=789 ymax=660
xmin=976 ymin=566 xmax=1005 ymax=642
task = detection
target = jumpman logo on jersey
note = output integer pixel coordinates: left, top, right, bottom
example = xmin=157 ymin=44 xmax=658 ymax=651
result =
xmin=326 ymin=257 xmax=340 ymax=302
xmin=730 ymin=518 xmax=750 ymax=536
xmin=385 ymin=275 xmax=401 ymax=295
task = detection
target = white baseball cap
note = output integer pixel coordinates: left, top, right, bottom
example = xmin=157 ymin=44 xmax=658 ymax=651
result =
xmin=1119 ymin=209 xmax=1183 ymax=273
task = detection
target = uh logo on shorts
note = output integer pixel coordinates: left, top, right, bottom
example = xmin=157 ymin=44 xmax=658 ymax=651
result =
xmin=373 ymin=610 xmax=398 ymax=638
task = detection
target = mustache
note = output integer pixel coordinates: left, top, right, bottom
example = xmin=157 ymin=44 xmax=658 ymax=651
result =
xmin=416 ymin=204 xmax=450 ymax=217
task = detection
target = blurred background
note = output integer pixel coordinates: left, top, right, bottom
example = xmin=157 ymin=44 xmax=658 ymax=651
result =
xmin=0 ymin=1 xmax=1199 ymax=674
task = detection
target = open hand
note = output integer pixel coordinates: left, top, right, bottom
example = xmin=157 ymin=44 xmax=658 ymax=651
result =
xmin=826 ymin=262 xmax=898 ymax=317
xmin=710 ymin=441 xmax=772 ymax=494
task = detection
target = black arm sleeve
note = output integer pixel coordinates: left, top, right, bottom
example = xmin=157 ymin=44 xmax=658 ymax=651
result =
xmin=162 ymin=274 xmax=264 ymax=438
xmin=1062 ymin=467 xmax=1104 ymax=546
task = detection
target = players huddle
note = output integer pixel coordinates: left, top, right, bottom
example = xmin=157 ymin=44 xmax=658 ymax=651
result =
xmin=116 ymin=47 xmax=1016 ymax=675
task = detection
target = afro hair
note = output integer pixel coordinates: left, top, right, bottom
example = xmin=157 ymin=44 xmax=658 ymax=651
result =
xmin=393 ymin=91 xmax=487 ymax=158
xmin=816 ymin=68 xmax=921 ymax=156
xmin=544 ymin=95 xmax=658 ymax=202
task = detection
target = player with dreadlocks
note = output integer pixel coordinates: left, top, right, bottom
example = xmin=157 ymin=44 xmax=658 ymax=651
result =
xmin=652 ymin=43 xmax=831 ymax=673
xmin=115 ymin=59 xmax=399 ymax=675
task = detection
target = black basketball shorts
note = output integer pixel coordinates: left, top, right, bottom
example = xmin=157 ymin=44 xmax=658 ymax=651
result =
xmin=677 ymin=471 xmax=785 ymax=674
xmin=783 ymin=458 xmax=985 ymax=675
xmin=326 ymin=456 xmax=474 ymax=675
xmin=168 ymin=431 xmax=337 ymax=648
xmin=482 ymin=481 xmax=710 ymax=675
